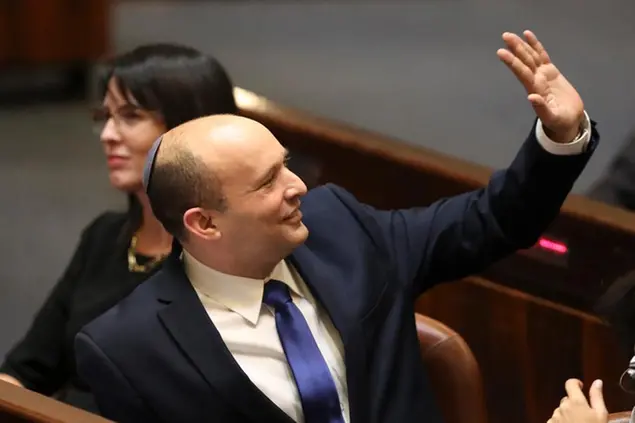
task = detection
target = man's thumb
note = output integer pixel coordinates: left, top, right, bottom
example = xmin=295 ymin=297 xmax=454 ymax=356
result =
xmin=589 ymin=380 xmax=607 ymax=414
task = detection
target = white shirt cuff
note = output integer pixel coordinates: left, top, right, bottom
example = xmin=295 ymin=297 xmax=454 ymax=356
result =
xmin=535 ymin=111 xmax=591 ymax=155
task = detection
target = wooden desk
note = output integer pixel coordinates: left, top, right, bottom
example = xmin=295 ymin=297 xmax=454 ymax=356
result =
xmin=235 ymin=87 xmax=635 ymax=423
xmin=0 ymin=380 xmax=111 ymax=422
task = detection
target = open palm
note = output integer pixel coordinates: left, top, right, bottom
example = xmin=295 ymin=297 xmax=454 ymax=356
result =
xmin=497 ymin=31 xmax=584 ymax=142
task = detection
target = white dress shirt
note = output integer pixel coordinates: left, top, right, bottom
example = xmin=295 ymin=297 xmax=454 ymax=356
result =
xmin=183 ymin=251 xmax=350 ymax=423
xmin=181 ymin=114 xmax=592 ymax=423
xmin=536 ymin=111 xmax=592 ymax=155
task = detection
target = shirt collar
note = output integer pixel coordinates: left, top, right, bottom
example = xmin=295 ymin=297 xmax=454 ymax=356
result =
xmin=182 ymin=249 xmax=302 ymax=325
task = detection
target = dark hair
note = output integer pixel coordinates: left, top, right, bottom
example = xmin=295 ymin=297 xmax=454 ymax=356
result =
xmin=147 ymin=142 xmax=227 ymax=241
xmin=95 ymin=43 xmax=237 ymax=244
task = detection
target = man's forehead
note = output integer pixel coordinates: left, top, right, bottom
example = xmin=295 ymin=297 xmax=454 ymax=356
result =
xmin=216 ymin=141 xmax=286 ymax=186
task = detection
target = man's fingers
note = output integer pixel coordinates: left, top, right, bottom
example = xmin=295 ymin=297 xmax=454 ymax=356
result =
xmin=497 ymin=48 xmax=534 ymax=92
xmin=522 ymin=32 xmax=542 ymax=66
xmin=524 ymin=30 xmax=551 ymax=64
xmin=564 ymin=379 xmax=588 ymax=404
xmin=502 ymin=32 xmax=537 ymax=70
xmin=589 ymin=380 xmax=608 ymax=414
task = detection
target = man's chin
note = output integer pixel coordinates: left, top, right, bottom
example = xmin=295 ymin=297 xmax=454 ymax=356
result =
xmin=288 ymin=223 xmax=309 ymax=246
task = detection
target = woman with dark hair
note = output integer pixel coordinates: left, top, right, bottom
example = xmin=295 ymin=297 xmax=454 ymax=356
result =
xmin=0 ymin=43 xmax=237 ymax=412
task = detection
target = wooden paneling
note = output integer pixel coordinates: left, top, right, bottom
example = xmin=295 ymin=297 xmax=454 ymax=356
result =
xmin=8 ymin=0 xmax=109 ymax=65
xmin=0 ymin=0 xmax=14 ymax=63
xmin=417 ymin=278 xmax=632 ymax=423
xmin=235 ymin=87 xmax=635 ymax=423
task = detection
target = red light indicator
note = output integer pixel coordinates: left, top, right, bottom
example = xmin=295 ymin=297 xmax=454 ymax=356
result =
xmin=537 ymin=237 xmax=568 ymax=254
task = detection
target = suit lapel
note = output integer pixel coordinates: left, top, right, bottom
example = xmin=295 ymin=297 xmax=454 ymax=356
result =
xmin=289 ymin=245 xmax=370 ymax=423
xmin=155 ymin=251 xmax=293 ymax=423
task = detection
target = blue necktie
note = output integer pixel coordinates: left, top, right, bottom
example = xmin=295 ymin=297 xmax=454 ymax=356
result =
xmin=263 ymin=280 xmax=345 ymax=423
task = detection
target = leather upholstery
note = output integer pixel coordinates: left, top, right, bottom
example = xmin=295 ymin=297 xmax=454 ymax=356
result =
xmin=415 ymin=313 xmax=487 ymax=423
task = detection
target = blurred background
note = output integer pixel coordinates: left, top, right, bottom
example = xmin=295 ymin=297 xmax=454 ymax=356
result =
xmin=1 ymin=0 xmax=634 ymax=361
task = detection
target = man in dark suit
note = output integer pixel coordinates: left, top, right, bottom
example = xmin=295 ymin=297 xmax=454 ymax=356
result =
xmin=75 ymin=30 xmax=599 ymax=423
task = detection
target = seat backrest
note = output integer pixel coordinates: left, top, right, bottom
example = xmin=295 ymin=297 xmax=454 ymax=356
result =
xmin=610 ymin=411 xmax=632 ymax=423
xmin=415 ymin=313 xmax=488 ymax=423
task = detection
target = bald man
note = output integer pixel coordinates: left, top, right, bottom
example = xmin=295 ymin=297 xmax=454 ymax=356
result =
xmin=76 ymin=31 xmax=599 ymax=423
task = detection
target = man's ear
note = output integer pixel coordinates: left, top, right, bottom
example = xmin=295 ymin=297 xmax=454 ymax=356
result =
xmin=183 ymin=208 xmax=222 ymax=241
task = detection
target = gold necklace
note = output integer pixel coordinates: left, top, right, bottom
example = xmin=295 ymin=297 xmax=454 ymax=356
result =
xmin=127 ymin=234 xmax=167 ymax=273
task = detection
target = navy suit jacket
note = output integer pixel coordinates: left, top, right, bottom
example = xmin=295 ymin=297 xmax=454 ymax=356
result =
xmin=75 ymin=123 xmax=598 ymax=423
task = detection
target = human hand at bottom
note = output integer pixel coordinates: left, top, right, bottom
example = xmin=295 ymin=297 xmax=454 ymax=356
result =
xmin=547 ymin=379 xmax=608 ymax=423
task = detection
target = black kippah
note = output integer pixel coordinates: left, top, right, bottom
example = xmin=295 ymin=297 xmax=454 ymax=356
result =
xmin=143 ymin=135 xmax=163 ymax=193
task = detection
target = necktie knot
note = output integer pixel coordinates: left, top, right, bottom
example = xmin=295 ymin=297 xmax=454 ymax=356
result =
xmin=263 ymin=280 xmax=292 ymax=308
